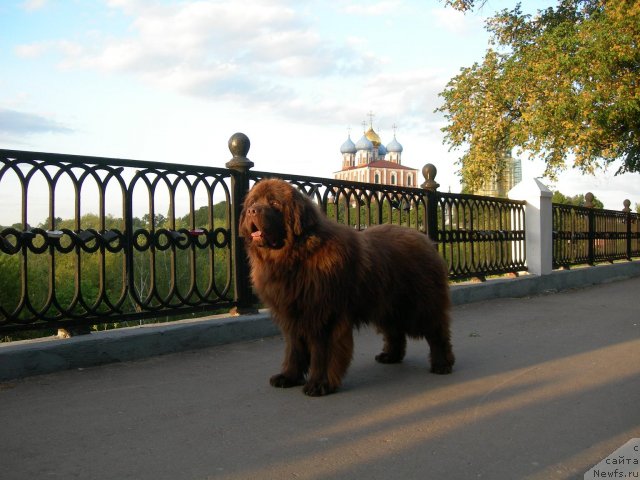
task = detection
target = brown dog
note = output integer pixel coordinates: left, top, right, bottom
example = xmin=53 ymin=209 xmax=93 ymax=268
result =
xmin=240 ymin=179 xmax=454 ymax=396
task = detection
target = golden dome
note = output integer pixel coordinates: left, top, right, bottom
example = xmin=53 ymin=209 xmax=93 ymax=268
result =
xmin=365 ymin=127 xmax=381 ymax=147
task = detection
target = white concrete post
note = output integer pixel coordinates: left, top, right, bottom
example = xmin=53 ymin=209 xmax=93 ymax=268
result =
xmin=508 ymin=178 xmax=553 ymax=276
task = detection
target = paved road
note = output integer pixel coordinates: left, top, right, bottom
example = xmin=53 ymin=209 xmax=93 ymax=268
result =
xmin=1 ymin=277 xmax=639 ymax=480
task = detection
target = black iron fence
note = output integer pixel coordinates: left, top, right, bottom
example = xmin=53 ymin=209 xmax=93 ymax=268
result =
xmin=0 ymin=148 xmax=236 ymax=334
xmin=434 ymin=191 xmax=526 ymax=280
xmin=553 ymin=199 xmax=640 ymax=269
xmin=0 ymin=132 xmax=633 ymax=335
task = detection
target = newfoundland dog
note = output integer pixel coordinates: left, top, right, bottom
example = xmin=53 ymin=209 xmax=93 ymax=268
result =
xmin=240 ymin=179 xmax=454 ymax=396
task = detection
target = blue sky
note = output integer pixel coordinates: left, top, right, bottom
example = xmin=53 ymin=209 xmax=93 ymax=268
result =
xmin=1 ymin=0 xmax=638 ymax=225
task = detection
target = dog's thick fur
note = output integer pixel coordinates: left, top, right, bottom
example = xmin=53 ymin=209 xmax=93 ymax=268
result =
xmin=240 ymin=179 xmax=454 ymax=396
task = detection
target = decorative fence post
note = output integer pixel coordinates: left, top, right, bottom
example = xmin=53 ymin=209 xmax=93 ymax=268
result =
xmin=421 ymin=163 xmax=439 ymax=243
xmin=225 ymin=133 xmax=257 ymax=315
xmin=509 ymin=178 xmax=553 ymax=276
xmin=585 ymin=192 xmax=595 ymax=265
xmin=623 ymin=199 xmax=632 ymax=261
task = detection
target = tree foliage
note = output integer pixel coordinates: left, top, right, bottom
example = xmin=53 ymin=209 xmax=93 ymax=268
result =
xmin=437 ymin=0 xmax=640 ymax=192
xmin=0 ymin=203 xmax=232 ymax=341
xmin=441 ymin=0 xmax=487 ymax=12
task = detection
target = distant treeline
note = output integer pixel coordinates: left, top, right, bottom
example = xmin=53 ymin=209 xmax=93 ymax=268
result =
xmin=0 ymin=201 xmax=233 ymax=341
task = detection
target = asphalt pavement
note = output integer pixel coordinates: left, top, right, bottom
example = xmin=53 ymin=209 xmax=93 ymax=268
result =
xmin=1 ymin=276 xmax=639 ymax=480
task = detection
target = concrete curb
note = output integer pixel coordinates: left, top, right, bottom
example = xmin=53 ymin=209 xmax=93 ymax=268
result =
xmin=1 ymin=261 xmax=639 ymax=382
xmin=0 ymin=312 xmax=278 ymax=382
xmin=450 ymin=261 xmax=640 ymax=305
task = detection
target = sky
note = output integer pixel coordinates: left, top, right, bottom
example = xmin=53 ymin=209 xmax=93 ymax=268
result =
xmin=0 ymin=0 xmax=638 ymax=225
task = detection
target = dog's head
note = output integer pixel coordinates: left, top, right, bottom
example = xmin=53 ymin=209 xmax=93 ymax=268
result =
xmin=239 ymin=179 xmax=318 ymax=250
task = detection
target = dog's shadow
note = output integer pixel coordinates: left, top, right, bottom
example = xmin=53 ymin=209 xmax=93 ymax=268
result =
xmin=340 ymin=349 xmax=448 ymax=395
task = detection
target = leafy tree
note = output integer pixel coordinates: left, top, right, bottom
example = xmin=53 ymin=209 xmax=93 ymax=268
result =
xmin=437 ymin=0 xmax=640 ymax=192
xmin=1 ymin=201 xmax=232 ymax=339
xmin=38 ymin=217 xmax=63 ymax=229
xmin=0 ymin=254 xmax=21 ymax=314
xmin=441 ymin=0 xmax=487 ymax=12
xmin=140 ymin=213 xmax=167 ymax=229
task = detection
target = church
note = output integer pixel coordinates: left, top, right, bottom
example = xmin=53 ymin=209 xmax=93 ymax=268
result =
xmin=334 ymin=119 xmax=419 ymax=188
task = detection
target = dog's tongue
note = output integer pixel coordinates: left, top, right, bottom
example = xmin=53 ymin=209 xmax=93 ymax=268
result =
xmin=251 ymin=230 xmax=263 ymax=241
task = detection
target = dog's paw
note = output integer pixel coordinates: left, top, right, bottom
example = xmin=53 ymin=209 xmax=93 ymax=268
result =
xmin=270 ymin=373 xmax=304 ymax=388
xmin=430 ymin=350 xmax=455 ymax=374
xmin=430 ymin=363 xmax=453 ymax=375
xmin=375 ymin=352 xmax=403 ymax=364
xmin=302 ymin=381 xmax=336 ymax=397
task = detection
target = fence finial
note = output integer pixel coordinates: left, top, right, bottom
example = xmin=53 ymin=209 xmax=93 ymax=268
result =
xmin=421 ymin=163 xmax=440 ymax=191
xmin=226 ymin=132 xmax=254 ymax=170
xmin=585 ymin=192 xmax=594 ymax=208
xmin=623 ymin=199 xmax=631 ymax=213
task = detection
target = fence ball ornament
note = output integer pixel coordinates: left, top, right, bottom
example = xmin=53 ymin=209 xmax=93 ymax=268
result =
xmin=585 ymin=192 xmax=594 ymax=208
xmin=421 ymin=163 xmax=440 ymax=191
xmin=226 ymin=132 xmax=253 ymax=170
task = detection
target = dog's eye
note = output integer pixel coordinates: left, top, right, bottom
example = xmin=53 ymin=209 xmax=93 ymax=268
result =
xmin=269 ymin=200 xmax=281 ymax=209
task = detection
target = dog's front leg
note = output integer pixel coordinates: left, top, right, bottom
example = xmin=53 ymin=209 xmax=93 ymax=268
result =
xmin=270 ymin=332 xmax=308 ymax=388
xmin=304 ymin=320 xmax=354 ymax=396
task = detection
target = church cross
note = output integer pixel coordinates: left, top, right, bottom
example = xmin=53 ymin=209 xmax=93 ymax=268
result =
xmin=367 ymin=111 xmax=375 ymax=128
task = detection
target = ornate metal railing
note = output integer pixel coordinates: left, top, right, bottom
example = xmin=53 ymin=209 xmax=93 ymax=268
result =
xmin=552 ymin=201 xmax=640 ymax=268
xmin=435 ymin=191 xmax=526 ymax=280
xmin=1 ymin=132 xmax=527 ymax=334
xmin=0 ymin=149 xmax=235 ymax=334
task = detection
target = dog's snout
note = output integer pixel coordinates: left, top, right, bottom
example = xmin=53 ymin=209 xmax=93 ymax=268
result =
xmin=246 ymin=204 xmax=258 ymax=216
xmin=246 ymin=203 xmax=269 ymax=218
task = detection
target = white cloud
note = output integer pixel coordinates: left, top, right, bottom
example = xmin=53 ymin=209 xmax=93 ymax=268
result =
xmin=0 ymin=108 xmax=72 ymax=135
xmin=21 ymin=0 xmax=47 ymax=11
xmin=342 ymin=1 xmax=402 ymax=16
xmin=15 ymin=0 xmax=382 ymax=122
xmin=25 ymin=1 xmax=313 ymax=76
xmin=431 ymin=7 xmax=483 ymax=35
xmin=359 ymin=69 xmax=450 ymax=129
xmin=14 ymin=42 xmax=49 ymax=58
xmin=15 ymin=40 xmax=84 ymax=60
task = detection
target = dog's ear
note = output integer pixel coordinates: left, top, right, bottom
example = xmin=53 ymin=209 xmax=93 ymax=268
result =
xmin=291 ymin=189 xmax=318 ymax=236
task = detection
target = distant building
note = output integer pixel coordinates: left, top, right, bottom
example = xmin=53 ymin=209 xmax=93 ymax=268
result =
xmin=474 ymin=151 xmax=522 ymax=197
xmin=334 ymin=117 xmax=419 ymax=188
